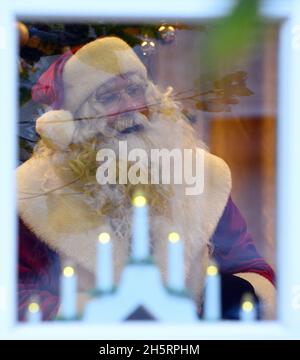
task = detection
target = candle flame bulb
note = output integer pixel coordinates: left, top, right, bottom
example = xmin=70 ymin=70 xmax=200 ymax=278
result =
xmin=242 ymin=300 xmax=254 ymax=312
xmin=168 ymin=232 xmax=180 ymax=243
xmin=63 ymin=266 xmax=74 ymax=278
xmin=28 ymin=302 xmax=40 ymax=313
xmin=207 ymin=264 xmax=218 ymax=277
xmin=98 ymin=232 xmax=111 ymax=244
xmin=132 ymin=195 xmax=147 ymax=207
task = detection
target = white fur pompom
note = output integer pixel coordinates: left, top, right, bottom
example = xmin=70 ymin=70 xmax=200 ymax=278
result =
xmin=36 ymin=110 xmax=75 ymax=150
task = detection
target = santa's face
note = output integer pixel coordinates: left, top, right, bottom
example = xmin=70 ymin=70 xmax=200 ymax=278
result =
xmin=74 ymin=72 xmax=150 ymax=140
xmin=94 ymin=73 xmax=148 ymax=129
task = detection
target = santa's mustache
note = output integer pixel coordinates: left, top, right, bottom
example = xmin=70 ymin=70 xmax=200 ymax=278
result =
xmin=108 ymin=110 xmax=149 ymax=135
xmin=72 ymin=109 xmax=150 ymax=144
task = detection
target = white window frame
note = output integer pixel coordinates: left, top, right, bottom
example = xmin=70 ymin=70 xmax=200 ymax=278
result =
xmin=1 ymin=0 xmax=300 ymax=339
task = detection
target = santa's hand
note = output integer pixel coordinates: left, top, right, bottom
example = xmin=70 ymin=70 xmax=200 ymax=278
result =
xmin=36 ymin=110 xmax=75 ymax=150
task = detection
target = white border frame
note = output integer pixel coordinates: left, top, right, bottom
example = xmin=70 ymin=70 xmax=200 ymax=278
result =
xmin=1 ymin=0 xmax=300 ymax=339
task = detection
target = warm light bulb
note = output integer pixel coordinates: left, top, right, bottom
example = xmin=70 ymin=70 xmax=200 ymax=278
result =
xmin=132 ymin=195 xmax=147 ymax=207
xmin=98 ymin=232 xmax=111 ymax=244
xmin=158 ymin=25 xmax=166 ymax=32
xmin=242 ymin=300 xmax=254 ymax=312
xmin=168 ymin=232 xmax=180 ymax=243
xmin=207 ymin=264 xmax=218 ymax=276
xmin=28 ymin=302 xmax=40 ymax=313
xmin=63 ymin=266 xmax=74 ymax=278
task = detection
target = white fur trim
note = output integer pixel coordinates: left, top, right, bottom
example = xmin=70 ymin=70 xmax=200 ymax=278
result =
xmin=36 ymin=110 xmax=75 ymax=150
xmin=17 ymin=150 xmax=231 ymax=293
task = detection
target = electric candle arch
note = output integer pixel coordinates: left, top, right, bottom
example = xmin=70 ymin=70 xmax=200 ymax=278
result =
xmin=26 ymin=192 xmax=254 ymax=322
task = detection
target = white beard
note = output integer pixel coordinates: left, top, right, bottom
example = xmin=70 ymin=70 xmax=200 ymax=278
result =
xmin=71 ymin=100 xmax=209 ymax=302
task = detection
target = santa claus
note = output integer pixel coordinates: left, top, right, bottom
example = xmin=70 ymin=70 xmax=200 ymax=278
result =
xmin=17 ymin=36 xmax=275 ymax=321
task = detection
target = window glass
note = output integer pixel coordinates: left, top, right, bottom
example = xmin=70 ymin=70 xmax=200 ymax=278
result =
xmin=17 ymin=18 xmax=277 ymax=322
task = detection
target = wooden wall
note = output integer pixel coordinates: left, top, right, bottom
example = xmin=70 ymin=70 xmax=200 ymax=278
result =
xmin=210 ymin=116 xmax=276 ymax=265
xmin=152 ymin=24 xmax=278 ymax=266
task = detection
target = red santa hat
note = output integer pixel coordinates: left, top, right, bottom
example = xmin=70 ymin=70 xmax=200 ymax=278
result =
xmin=32 ymin=37 xmax=147 ymax=150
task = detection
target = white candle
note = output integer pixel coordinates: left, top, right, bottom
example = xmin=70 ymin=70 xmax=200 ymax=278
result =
xmin=60 ymin=265 xmax=77 ymax=320
xmin=132 ymin=194 xmax=149 ymax=261
xmin=26 ymin=300 xmax=41 ymax=323
xmin=203 ymin=263 xmax=221 ymax=320
xmin=239 ymin=294 xmax=256 ymax=321
xmin=96 ymin=232 xmax=113 ymax=292
xmin=167 ymin=232 xmax=185 ymax=291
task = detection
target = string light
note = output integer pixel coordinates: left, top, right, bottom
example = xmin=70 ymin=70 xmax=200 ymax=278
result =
xmin=158 ymin=24 xmax=176 ymax=44
xmin=141 ymin=39 xmax=156 ymax=56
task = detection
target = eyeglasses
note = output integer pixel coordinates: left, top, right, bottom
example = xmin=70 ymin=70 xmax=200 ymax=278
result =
xmin=95 ymin=83 xmax=148 ymax=109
